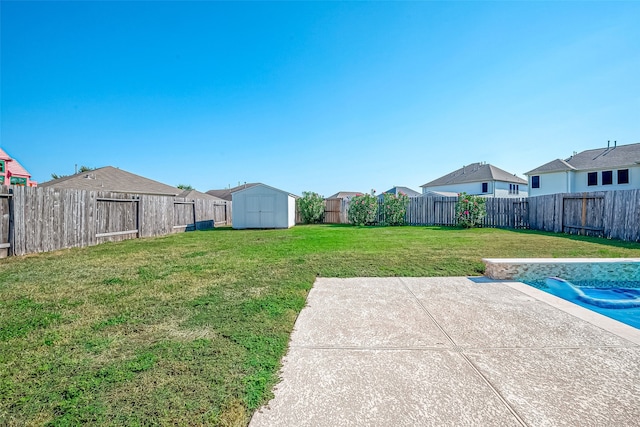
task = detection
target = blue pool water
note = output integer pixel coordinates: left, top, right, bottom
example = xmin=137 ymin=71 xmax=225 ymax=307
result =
xmin=524 ymin=279 xmax=640 ymax=329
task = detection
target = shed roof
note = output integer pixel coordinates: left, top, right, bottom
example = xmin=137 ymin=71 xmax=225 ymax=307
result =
xmin=177 ymin=189 xmax=226 ymax=201
xmin=39 ymin=166 xmax=181 ymax=196
xmin=231 ymin=183 xmax=297 ymax=198
xmin=421 ymin=163 xmax=527 ymax=187
xmin=526 ymin=142 xmax=640 ymax=175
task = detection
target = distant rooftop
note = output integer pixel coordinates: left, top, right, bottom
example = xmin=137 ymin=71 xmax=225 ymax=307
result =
xmin=422 ymin=162 xmax=527 ymax=187
xmin=40 ymin=166 xmax=181 ymax=196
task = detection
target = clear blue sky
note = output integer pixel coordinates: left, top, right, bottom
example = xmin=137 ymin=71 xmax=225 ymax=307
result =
xmin=2 ymin=1 xmax=639 ymax=196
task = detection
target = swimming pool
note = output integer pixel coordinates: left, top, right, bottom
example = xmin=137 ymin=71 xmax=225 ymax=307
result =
xmin=523 ymin=278 xmax=640 ymax=329
xmin=482 ymin=258 xmax=640 ymax=330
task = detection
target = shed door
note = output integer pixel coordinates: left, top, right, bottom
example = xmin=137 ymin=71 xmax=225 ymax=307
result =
xmin=246 ymin=195 xmax=276 ymax=228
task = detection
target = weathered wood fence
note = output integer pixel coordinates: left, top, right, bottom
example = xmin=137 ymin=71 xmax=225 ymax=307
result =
xmin=303 ymin=190 xmax=638 ymax=242
xmin=0 ymin=186 xmax=231 ymax=257
xmin=528 ymin=189 xmax=639 ymax=241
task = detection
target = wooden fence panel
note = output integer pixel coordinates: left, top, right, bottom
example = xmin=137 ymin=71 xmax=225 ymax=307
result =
xmin=173 ymin=200 xmax=196 ymax=231
xmin=0 ymin=187 xmax=11 ymax=257
xmin=323 ymin=198 xmax=342 ymax=224
xmin=95 ymin=192 xmax=139 ymax=243
xmin=139 ymin=195 xmax=173 ymax=238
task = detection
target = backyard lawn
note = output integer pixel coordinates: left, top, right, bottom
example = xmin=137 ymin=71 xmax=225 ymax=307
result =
xmin=2 ymin=225 xmax=640 ymax=426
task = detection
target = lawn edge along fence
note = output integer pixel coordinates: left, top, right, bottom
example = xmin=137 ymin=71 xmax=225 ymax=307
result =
xmin=301 ymin=189 xmax=639 ymax=242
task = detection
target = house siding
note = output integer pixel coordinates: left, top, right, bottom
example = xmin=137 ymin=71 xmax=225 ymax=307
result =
xmin=529 ymin=165 xmax=640 ymax=196
xmin=423 ymin=181 xmax=528 ymax=198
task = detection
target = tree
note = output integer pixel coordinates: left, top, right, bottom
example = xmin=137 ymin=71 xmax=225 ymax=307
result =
xmin=177 ymin=184 xmax=194 ymax=190
xmin=51 ymin=165 xmax=95 ymax=180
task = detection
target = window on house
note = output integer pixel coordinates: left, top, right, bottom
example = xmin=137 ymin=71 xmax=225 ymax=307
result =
xmin=10 ymin=177 xmax=27 ymax=186
xmin=0 ymin=176 xmax=4 ymax=185
xmin=482 ymin=182 xmax=488 ymax=193
xmin=587 ymin=172 xmax=598 ymax=186
xmin=618 ymin=169 xmax=629 ymax=184
xmin=0 ymin=160 xmax=5 ymax=173
xmin=602 ymin=170 xmax=613 ymax=185
xmin=531 ymin=176 xmax=540 ymax=188
xmin=515 ymin=185 xmax=519 ymax=194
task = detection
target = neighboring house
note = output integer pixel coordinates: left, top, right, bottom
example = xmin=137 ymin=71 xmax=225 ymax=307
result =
xmin=0 ymin=148 xmax=38 ymax=187
xmin=327 ymin=191 xmax=362 ymax=199
xmin=232 ymin=183 xmax=297 ymax=229
xmin=421 ymin=162 xmax=528 ymax=198
xmin=40 ymin=166 xmax=184 ymax=196
xmin=378 ymin=186 xmax=421 ymax=200
xmin=525 ymin=142 xmax=640 ymax=196
xmin=207 ymin=183 xmax=260 ymax=201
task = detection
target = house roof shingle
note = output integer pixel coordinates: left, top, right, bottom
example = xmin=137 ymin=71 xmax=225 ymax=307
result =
xmin=421 ymin=163 xmax=527 ymax=187
xmin=525 ymin=142 xmax=640 ymax=175
xmin=39 ymin=166 xmax=182 ymax=196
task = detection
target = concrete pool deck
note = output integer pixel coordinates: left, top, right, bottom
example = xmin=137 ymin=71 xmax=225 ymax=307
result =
xmin=249 ymin=277 xmax=640 ymax=427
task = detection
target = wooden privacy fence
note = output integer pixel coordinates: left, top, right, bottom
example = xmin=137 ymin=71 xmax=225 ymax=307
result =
xmin=0 ymin=186 xmax=232 ymax=257
xmin=528 ymin=189 xmax=640 ymax=241
xmin=313 ymin=196 xmax=530 ymax=229
xmin=298 ymin=190 xmax=638 ymax=242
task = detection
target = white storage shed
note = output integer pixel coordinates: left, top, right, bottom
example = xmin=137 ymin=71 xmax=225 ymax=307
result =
xmin=232 ymin=184 xmax=297 ymax=229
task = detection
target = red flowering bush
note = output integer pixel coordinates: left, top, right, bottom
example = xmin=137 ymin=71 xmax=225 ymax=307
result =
xmin=348 ymin=191 xmax=378 ymax=226
xmin=456 ymin=192 xmax=486 ymax=228
xmin=380 ymin=192 xmax=409 ymax=226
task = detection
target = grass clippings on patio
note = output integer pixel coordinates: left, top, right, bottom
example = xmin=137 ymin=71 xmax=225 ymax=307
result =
xmin=1 ymin=225 xmax=639 ymax=426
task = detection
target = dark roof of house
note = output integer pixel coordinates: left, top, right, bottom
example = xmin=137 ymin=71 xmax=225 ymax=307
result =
xmin=421 ymin=163 xmax=527 ymax=187
xmin=327 ymin=191 xmax=363 ymax=199
xmin=526 ymin=142 xmax=640 ymax=175
xmin=380 ymin=186 xmax=422 ymax=197
xmin=39 ymin=166 xmax=182 ymax=196
xmin=206 ymin=183 xmax=260 ymax=201
xmin=0 ymin=148 xmax=32 ymax=178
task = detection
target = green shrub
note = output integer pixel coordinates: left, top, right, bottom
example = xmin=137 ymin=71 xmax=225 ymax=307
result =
xmin=348 ymin=191 xmax=378 ymax=226
xmin=380 ymin=192 xmax=410 ymax=226
xmin=456 ymin=192 xmax=486 ymax=228
xmin=297 ymin=192 xmax=325 ymax=224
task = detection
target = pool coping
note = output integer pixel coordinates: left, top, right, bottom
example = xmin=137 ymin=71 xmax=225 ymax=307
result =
xmin=505 ymin=280 xmax=640 ymax=345
xmin=482 ymin=257 xmax=640 ymax=281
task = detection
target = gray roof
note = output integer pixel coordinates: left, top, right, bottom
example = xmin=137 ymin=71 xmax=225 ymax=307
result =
xmin=327 ymin=191 xmax=363 ymax=199
xmin=380 ymin=186 xmax=422 ymax=198
xmin=39 ymin=166 xmax=182 ymax=196
xmin=421 ymin=163 xmax=527 ymax=187
xmin=206 ymin=183 xmax=260 ymax=201
xmin=526 ymin=142 xmax=640 ymax=175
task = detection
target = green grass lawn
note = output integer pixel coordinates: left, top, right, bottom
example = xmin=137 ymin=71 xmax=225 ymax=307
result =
xmin=2 ymin=225 xmax=639 ymax=426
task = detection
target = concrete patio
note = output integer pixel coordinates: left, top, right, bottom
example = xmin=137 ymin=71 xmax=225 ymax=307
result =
xmin=249 ymin=277 xmax=640 ymax=427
